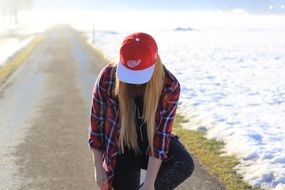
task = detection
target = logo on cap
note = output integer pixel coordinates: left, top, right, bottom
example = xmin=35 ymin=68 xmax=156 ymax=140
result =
xmin=127 ymin=59 xmax=141 ymax=68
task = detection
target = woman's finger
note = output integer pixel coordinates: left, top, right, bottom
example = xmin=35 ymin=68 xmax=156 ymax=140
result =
xmin=97 ymin=180 xmax=105 ymax=189
xmin=99 ymin=183 xmax=106 ymax=190
xmin=100 ymin=181 xmax=108 ymax=190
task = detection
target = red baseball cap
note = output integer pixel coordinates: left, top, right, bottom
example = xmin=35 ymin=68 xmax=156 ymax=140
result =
xmin=117 ymin=32 xmax=158 ymax=84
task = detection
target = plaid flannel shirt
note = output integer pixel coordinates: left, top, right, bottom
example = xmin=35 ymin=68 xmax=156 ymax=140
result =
xmin=88 ymin=63 xmax=180 ymax=188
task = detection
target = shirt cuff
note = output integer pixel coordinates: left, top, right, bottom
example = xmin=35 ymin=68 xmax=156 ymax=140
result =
xmin=147 ymin=149 xmax=168 ymax=161
xmin=88 ymin=139 xmax=104 ymax=151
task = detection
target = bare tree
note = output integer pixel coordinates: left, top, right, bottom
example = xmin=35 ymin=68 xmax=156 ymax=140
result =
xmin=0 ymin=0 xmax=33 ymax=24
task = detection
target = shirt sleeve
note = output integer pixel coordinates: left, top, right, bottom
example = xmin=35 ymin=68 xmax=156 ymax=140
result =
xmin=88 ymin=66 xmax=109 ymax=151
xmin=148 ymin=81 xmax=180 ymax=160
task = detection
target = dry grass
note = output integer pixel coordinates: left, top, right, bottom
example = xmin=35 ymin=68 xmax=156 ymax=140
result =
xmin=0 ymin=35 xmax=43 ymax=84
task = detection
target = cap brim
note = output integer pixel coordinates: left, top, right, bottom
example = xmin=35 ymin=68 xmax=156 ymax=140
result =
xmin=117 ymin=62 xmax=155 ymax=84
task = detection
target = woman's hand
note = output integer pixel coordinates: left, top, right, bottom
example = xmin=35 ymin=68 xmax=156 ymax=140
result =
xmin=139 ymin=182 xmax=155 ymax=190
xmin=92 ymin=149 xmax=108 ymax=190
xmin=94 ymin=166 xmax=108 ymax=190
xmin=140 ymin=156 xmax=161 ymax=190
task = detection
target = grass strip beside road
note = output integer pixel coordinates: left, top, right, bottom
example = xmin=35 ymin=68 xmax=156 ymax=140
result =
xmin=0 ymin=35 xmax=43 ymax=84
xmin=173 ymin=115 xmax=262 ymax=190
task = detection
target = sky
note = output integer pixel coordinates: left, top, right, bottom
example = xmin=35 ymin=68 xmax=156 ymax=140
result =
xmin=1 ymin=0 xmax=284 ymax=33
xmin=33 ymin=0 xmax=285 ymax=13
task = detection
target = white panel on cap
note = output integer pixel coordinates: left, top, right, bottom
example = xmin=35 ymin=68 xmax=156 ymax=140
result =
xmin=117 ymin=62 xmax=155 ymax=84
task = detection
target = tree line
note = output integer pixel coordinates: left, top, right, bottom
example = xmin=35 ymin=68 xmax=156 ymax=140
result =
xmin=0 ymin=0 xmax=33 ymax=24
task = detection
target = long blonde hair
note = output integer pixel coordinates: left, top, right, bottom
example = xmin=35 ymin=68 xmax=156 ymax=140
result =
xmin=114 ymin=56 xmax=165 ymax=154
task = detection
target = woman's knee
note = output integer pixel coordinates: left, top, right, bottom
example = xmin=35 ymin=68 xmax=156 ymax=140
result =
xmin=185 ymin=152 xmax=195 ymax=177
xmin=155 ymin=159 xmax=193 ymax=190
xmin=154 ymin=146 xmax=195 ymax=189
xmin=170 ymin=138 xmax=195 ymax=178
xmin=185 ymin=156 xmax=195 ymax=178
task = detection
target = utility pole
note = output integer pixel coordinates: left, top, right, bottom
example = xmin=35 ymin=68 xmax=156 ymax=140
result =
xmin=92 ymin=23 xmax=95 ymax=44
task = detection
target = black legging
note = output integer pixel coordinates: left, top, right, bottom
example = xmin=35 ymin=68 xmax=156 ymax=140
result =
xmin=113 ymin=137 xmax=195 ymax=190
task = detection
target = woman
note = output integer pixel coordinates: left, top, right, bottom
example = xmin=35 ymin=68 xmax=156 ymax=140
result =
xmin=88 ymin=32 xmax=194 ymax=190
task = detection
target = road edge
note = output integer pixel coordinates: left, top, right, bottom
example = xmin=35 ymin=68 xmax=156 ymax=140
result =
xmin=0 ymin=35 xmax=43 ymax=85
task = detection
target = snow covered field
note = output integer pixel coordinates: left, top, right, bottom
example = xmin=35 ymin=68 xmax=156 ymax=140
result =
xmin=84 ymin=13 xmax=285 ymax=190
xmin=0 ymin=37 xmax=34 ymax=66
xmin=0 ymin=13 xmax=47 ymax=66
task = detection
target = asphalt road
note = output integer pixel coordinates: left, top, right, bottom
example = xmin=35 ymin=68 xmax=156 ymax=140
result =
xmin=0 ymin=26 xmax=226 ymax=190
